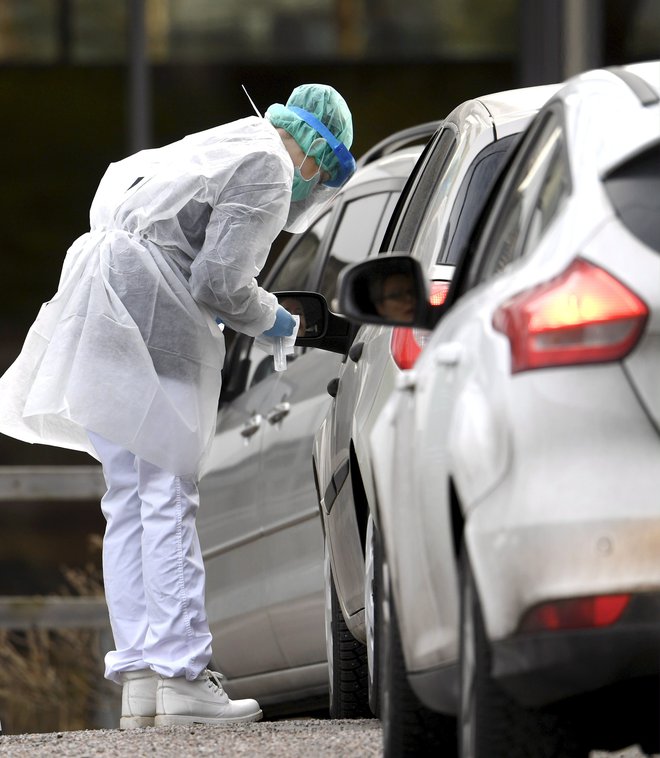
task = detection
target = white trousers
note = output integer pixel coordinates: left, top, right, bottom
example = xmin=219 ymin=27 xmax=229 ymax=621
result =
xmin=88 ymin=431 xmax=212 ymax=683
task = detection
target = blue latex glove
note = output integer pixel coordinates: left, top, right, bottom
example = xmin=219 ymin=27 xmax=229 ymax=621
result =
xmin=262 ymin=305 xmax=296 ymax=337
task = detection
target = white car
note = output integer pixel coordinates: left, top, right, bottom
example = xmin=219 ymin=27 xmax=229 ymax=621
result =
xmin=192 ymin=124 xmax=435 ymax=715
xmin=338 ymin=61 xmax=660 ymax=756
xmin=311 ymin=82 xmax=559 ymax=726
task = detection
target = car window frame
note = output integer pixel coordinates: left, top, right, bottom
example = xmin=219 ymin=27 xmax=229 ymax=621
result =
xmin=604 ymin=138 xmax=660 ymax=253
xmin=309 ymin=182 xmax=401 ymax=306
xmin=265 ymin=209 xmax=334 ymax=293
xmin=440 ymin=133 xmax=522 ymax=266
xmin=307 ymin=177 xmax=406 ymax=295
xmin=463 ymin=102 xmax=572 ymax=291
xmin=380 ymin=123 xmax=459 ymax=255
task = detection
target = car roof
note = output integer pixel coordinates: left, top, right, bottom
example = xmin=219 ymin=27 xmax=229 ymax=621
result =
xmin=544 ymin=59 xmax=660 ymax=176
xmin=432 ymin=83 xmax=562 ymax=148
xmin=477 ymin=83 xmax=563 ymax=123
xmin=627 ymin=59 xmax=660 ymax=89
xmin=568 ymin=60 xmax=660 ymax=103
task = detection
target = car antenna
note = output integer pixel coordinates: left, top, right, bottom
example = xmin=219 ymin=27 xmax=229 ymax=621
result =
xmin=242 ymin=84 xmax=263 ymax=118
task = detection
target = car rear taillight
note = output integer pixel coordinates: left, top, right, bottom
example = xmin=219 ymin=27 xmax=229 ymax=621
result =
xmin=391 ymin=281 xmax=450 ymax=370
xmin=519 ymin=594 xmax=630 ymax=632
xmin=493 ymin=259 xmax=648 ymax=373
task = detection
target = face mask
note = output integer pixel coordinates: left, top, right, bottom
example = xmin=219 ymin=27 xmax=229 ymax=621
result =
xmin=291 ymin=166 xmax=321 ymax=202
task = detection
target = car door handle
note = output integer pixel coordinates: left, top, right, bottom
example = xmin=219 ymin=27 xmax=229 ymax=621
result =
xmin=396 ymin=369 xmax=417 ymax=391
xmin=327 ymin=377 xmax=340 ymax=398
xmin=266 ymin=402 xmax=291 ymax=424
xmin=348 ymin=342 xmax=364 ymax=362
xmin=434 ymin=343 xmax=463 ymax=366
xmin=240 ymin=414 xmax=262 ymax=438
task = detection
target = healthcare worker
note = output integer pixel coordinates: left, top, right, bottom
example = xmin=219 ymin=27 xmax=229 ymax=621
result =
xmin=0 ymin=83 xmax=355 ymax=728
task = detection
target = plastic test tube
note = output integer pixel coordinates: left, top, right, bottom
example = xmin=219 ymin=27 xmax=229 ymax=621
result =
xmin=273 ymin=337 xmax=287 ymax=372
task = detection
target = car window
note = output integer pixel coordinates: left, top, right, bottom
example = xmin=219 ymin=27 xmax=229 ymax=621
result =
xmin=248 ymin=344 xmax=279 ymax=387
xmin=604 ymin=139 xmax=660 ymax=253
xmin=317 ymin=191 xmax=395 ymax=305
xmin=268 ymin=212 xmax=331 ymax=291
xmin=222 ymin=212 xmax=332 ymax=394
xmin=520 ymin=125 xmax=570 ymax=256
xmin=442 ymin=135 xmax=519 ymax=265
xmin=386 ymin=127 xmax=457 ymax=253
xmin=475 ymin=110 xmax=570 ymax=283
xmin=373 ymin=193 xmax=401 ymax=257
xmin=219 ymin=329 xmax=274 ymax=398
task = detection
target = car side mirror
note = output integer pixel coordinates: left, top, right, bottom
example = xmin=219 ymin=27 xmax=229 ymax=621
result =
xmin=273 ymin=291 xmax=352 ymax=355
xmin=336 ymin=255 xmax=440 ymax=329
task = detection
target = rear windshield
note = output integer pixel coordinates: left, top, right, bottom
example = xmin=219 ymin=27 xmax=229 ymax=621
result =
xmin=604 ymin=140 xmax=660 ymax=253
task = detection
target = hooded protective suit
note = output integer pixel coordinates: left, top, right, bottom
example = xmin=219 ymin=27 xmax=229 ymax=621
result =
xmin=0 ymin=116 xmax=292 ymax=476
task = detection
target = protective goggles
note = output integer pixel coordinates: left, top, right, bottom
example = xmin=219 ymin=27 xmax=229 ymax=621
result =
xmin=288 ymin=106 xmax=356 ymax=188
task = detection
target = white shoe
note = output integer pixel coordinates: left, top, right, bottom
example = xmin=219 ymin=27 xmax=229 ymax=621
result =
xmin=154 ymin=669 xmax=263 ymax=726
xmin=120 ymin=669 xmax=158 ymax=729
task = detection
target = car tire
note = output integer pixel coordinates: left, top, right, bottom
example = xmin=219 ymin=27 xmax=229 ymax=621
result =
xmin=459 ymin=550 xmax=586 ymax=758
xmin=364 ymin=514 xmax=380 ymax=716
xmin=324 ymin=539 xmax=371 ymax=718
xmin=379 ymin=551 xmax=457 ymax=757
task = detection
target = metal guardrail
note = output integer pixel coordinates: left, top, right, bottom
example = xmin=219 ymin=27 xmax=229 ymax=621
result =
xmin=0 ymin=466 xmax=109 ymax=629
xmin=0 ymin=596 xmax=109 ymax=629
xmin=0 ymin=465 xmax=105 ymax=502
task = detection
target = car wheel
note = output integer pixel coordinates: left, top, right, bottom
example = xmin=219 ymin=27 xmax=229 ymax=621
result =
xmin=364 ymin=514 xmax=380 ymax=716
xmin=459 ymin=551 xmax=586 ymax=758
xmin=324 ymin=538 xmax=371 ymax=718
xmin=379 ymin=551 xmax=457 ymax=757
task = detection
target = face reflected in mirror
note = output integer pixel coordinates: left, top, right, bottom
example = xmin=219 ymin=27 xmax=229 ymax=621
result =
xmin=370 ymin=271 xmax=417 ymax=324
xmin=279 ymin=296 xmax=308 ymax=336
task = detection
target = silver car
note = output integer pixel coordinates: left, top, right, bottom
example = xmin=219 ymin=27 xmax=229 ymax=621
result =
xmin=193 ymin=124 xmax=435 ymax=715
xmin=311 ymin=83 xmax=559 ymax=730
xmin=339 ymin=61 xmax=660 ymax=756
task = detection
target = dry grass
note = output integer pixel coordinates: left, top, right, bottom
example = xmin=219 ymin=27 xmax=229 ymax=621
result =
xmin=0 ymin=535 xmax=119 ymax=734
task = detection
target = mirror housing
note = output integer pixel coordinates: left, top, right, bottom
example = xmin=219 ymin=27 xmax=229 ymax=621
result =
xmin=273 ymin=291 xmax=352 ymax=355
xmin=336 ymin=255 xmax=442 ymax=329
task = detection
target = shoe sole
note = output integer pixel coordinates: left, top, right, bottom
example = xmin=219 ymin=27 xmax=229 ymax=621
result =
xmin=154 ymin=710 xmax=263 ymax=727
xmin=120 ymin=716 xmax=155 ymax=729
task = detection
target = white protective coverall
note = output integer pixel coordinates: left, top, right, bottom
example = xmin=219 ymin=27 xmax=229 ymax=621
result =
xmin=0 ymin=82 xmax=355 ymax=690
xmin=0 ymin=116 xmax=291 ymax=477
xmin=0 ymin=115 xmax=297 ymax=683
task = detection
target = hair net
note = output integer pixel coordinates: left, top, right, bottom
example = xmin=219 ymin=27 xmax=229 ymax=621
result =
xmin=266 ymin=83 xmax=354 ymax=187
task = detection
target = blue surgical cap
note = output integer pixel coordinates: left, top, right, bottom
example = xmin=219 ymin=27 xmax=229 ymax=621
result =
xmin=266 ymin=83 xmax=354 ymax=186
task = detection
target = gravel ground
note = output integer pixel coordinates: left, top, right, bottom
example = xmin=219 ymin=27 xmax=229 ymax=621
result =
xmin=0 ymin=721 xmax=657 ymax=758
xmin=0 ymin=720 xmax=383 ymax=758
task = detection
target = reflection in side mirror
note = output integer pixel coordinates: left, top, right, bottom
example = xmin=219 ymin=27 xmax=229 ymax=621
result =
xmin=337 ymin=255 xmax=432 ymax=328
xmin=273 ymin=291 xmax=353 ymax=355
xmin=274 ymin=291 xmax=327 ymax=338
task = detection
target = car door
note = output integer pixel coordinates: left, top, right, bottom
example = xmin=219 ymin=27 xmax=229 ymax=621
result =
xmin=319 ymin=127 xmax=459 ymax=624
xmin=197 ymin=212 xmax=332 ymax=678
xmin=259 ymin=186 xmax=403 ymax=666
xmin=198 ymin=341 xmax=284 ymax=677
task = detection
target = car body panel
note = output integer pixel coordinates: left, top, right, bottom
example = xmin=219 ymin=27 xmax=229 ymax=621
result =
xmin=369 ymin=61 xmax=660 ymax=714
xmin=595 ymin=218 xmax=660 ymax=432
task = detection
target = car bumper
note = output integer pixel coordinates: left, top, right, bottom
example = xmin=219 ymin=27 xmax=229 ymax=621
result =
xmin=467 ymin=366 xmax=660 ymax=645
xmin=492 ymin=593 xmax=660 ymax=707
